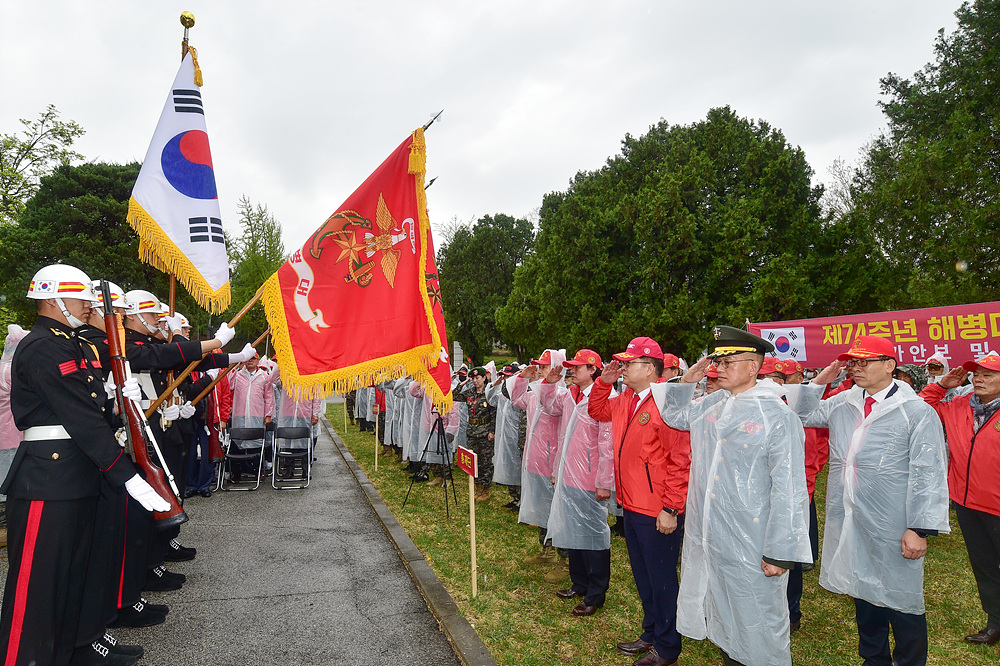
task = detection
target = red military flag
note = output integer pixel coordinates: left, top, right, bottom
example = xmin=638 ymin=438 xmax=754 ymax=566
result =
xmin=261 ymin=128 xmax=452 ymax=410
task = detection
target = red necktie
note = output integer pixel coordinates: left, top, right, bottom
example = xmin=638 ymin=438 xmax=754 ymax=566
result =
xmin=628 ymin=393 xmax=640 ymax=421
xmin=575 ymin=389 xmax=583 ymax=405
xmin=864 ymin=396 xmax=876 ymax=418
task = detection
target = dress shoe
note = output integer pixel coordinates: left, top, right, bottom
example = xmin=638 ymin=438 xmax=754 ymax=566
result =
xmin=69 ymin=641 xmax=140 ymax=666
xmin=555 ymin=588 xmax=583 ymax=599
xmin=616 ymin=639 xmax=653 ymax=656
xmin=965 ymin=626 xmax=1000 ymax=645
xmin=109 ymin=599 xmax=166 ymax=628
xmin=633 ymin=649 xmax=674 ymax=666
xmin=571 ymin=601 xmax=599 ymax=616
xmin=789 ymin=619 xmax=801 ymax=634
xmin=138 ymin=597 xmax=169 ymax=614
xmin=200 ymin=488 xmax=212 ymax=498
xmin=164 ymin=539 xmax=196 ymax=562
xmin=182 ymin=488 xmax=196 ymax=499
xmin=143 ymin=566 xmax=183 ymax=591
xmin=102 ymin=633 xmax=143 ymax=658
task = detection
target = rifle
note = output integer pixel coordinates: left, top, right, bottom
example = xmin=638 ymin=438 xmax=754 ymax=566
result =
xmin=100 ymin=280 xmax=188 ymax=530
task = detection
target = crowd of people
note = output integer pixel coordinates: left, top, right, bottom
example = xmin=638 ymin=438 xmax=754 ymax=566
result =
xmin=0 ymin=264 xmax=323 ymax=666
xmin=352 ymin=328 xmax=1000 ymax=666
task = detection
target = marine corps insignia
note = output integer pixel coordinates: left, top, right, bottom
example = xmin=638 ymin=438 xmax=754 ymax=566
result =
xmin=713 ymin=326 xmax=722 ymax=340
xmin=637 ymin=411 xmax=650 ymax=425
xmin=994 ymin=420 xmax=1000 ymax=432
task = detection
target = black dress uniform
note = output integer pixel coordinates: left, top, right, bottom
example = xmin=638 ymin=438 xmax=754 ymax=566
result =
xmin=0 ymin=317 xmax=137 ymax=666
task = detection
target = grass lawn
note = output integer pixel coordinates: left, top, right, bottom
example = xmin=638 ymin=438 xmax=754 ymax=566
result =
xmin=327 ymin=401 xmax=999 ymax=665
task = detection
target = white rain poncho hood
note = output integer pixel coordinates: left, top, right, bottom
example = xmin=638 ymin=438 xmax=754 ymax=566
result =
xmin=488 ymin=375 xmax=523 ymax=486
xmin=653 ymin=379 xmax=812 ymax=666
xmin=540 ymin=380 xmax=615 ymax=551
xmin=790 ymin=379 xmax=949 ymax=614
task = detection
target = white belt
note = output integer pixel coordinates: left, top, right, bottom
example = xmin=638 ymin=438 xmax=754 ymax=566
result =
xmin=23 ymin=425 xmax=71 ymax=441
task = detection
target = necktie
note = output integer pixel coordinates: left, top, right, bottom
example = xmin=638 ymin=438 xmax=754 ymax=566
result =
xmin=628 ymin=393 xmax=640 ymax=421
xmin=575 ymin=389 xmax=583 ymax=405
xmin=864 ymin=396 xmax=876 ymax=418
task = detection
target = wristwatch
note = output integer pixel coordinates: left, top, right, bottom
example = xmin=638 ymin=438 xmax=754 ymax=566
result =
xmin=662 ymin=507 xmax=679 ymax=517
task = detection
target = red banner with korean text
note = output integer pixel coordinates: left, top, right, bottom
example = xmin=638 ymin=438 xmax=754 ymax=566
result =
xmin=750 ymin=302 xmax=1000 ymax=369
xmin=261 ymin=128 xmax=452 ymax=411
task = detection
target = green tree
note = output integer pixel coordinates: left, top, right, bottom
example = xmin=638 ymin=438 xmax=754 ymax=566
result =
xmin=849 ymin=0 xmax=1000 ymax=307
xmin=222 ymin=196 xmax=287 ymax=346
xmin=498 ymin=107 xmax=853 ymax=362
xmin=0 ymin=105 xmax=85 ymax=226
xmin=437 ymin=214 xmax=535 ymax=364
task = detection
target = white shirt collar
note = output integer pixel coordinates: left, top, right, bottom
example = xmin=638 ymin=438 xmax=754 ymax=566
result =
xmin=865 ymin=381 xmax=895 ymax=404
xmin=635 ymin=386 xmax=651 ymax=402
xmin=580 ymin=383 xmax=594 ymax=398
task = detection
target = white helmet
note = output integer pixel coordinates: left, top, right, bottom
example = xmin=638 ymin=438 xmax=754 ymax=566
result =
xmin=89 ymin=280 xmax=126 ymax=309
xmin=159 ymin=312 xmax=191 ymax=328
xmin=124 ymin=290 xmax=168 ymax=316
xmin=27 ymin=264 xmax=96 ymax=301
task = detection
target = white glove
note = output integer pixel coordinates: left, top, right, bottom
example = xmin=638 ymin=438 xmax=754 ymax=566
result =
xmin=213 ymin=322 xmax=236 ymax=347
xmin=124 ymin=474 xmax=172 ymax=512
xmin=230 ymin=343 xmax=256 ymax=364
xmin=161 ymin=404 xmax=180 ymax=421
xmin=207 ymin=368 xmax=220 ymax=379
xmin=163 ymin=314 xmax=185 ymax=334
xmin=121 ymin=377 xmax=142 ymax=402
xmin=179 ymin=402 xmax=196 ymax=419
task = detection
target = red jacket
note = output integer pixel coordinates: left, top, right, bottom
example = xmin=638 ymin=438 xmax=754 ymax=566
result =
xmin=803 ymin=427 xmax=829 ymax=500
xmin=920 ymin=382 xmax=1000 ymax=517
xmin=588 ymin=378 xmax=690 ymax=518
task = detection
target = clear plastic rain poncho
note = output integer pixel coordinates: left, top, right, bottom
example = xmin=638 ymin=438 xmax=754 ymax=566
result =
xmin=653 ymin=379 xmax=812 ymax=666
xmin=276 ymin=384 xmax=323 ymax=450
xmin=789 ymin=380 xmax=950 ymax=614
xmin=389 ymin=379 xmax=409 ymax=450
xmin=408 ymin=383 xmax=456 ymax=464
xmin=539 ymin=381 xmax=615 ymax=551
xmin=488 ymin=376 xmax=523 ymax=486
xmin=353 ymin=385 xmax=371 ymax=421
xmin=228 ymin=366 xmax=275 ymax=449
xmin=0 ymin=325 xmax=28 ymax=498
xmin=511 ymin=349 xmax=566 ymax=528
xmin=402 ymin=379 xmax=421 ymax=461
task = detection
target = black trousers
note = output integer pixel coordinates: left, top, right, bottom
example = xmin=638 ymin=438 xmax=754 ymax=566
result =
xmin=123 ymin=494 xmax=156 ymax=607
xmin=567 ymin=548 xmax=611 ymax=607
xmin=623 ymin=509 xmax=684 ymax=662
xmin=854 ymin=597 xmax=927 ymax=666
xmin=954 ymin=502 xmax=1000 ymax=631
xmin=786 ymin=499 xmax=819 ymax=623
xmin=0 ymin=497 xmax=96 ymax=666
xmin=77 ymin=482 xmax=126 ymax=646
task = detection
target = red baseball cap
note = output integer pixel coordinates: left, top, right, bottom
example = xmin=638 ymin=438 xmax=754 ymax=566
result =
xmin=563 ymin=349 xmax=603 ymax=369
xmin=531 ymin=350 xmax=554 ymax=366
xmin=783 ymin=360 xmax=804 ymax=375
xmin=963 ymin=352 xmax=1000 ymax=372
xmin=837 ymin=336 xmax=897 ymax=361
xmin=758 ymin=357 xmax=786 ymax=376
xmin=705 ymin=364 xmax=719 ymax=379
xmin=613 ymin=336 xmax=664 ymax=362
xmin=663 ymin=353 xmax=680 ymax=369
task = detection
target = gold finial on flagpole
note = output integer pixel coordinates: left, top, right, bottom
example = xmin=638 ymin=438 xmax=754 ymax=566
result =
xmin=180 ymin=12 xmax=195 ymax=61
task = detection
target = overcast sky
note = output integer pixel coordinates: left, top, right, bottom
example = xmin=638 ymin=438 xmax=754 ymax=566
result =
xmin=1 ymin=1 xmax=960 ymax=254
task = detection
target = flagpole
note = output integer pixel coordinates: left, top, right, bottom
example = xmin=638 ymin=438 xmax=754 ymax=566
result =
xmin=188 ymin=328 xmax=270 ymax=407
xmin=180 ymin=11 xmax=194 ymax=59
xmin=145 ymin=286 xmax=266 ymax=417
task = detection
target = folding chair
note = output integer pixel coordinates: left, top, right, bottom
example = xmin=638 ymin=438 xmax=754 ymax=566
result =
xmin=221 ymin=427 xmax=267 ymax=491
xmin=272 ymin=426 xmax=312 ymax=490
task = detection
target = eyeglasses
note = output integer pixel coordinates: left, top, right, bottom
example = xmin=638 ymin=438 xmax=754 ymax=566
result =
xmin=621 ymin=360 xmax=652 ymax=368
xmin=714 ymin=358 xmax=757 ymax=370
xmin=844 ymin=356 xmax=892 ymax=368
xmin=925 ymin=363 xmax=944 ymax=370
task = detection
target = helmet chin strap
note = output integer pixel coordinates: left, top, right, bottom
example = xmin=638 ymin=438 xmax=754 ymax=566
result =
xmin=139 ymin=316 xmax=162 ymax=336
xmin=55 ymin=298 xmax=86 ymax=329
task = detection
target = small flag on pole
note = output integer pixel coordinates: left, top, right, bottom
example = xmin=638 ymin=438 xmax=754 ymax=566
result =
xmin=127 ymin=47 xmax=231 ymax=313
xmin=261 ymin=128 xmax=452 ymax=411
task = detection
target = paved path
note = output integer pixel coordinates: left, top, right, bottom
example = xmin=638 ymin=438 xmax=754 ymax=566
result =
xmin=95 ymin=421 xmax=462 ymax=666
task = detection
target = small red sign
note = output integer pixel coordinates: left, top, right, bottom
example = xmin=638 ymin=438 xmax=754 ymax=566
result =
xmin=455 ymin=446 xmax=477 ymax=477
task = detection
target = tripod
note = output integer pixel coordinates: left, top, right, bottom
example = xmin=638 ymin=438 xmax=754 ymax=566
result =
xmin=402 ymin=414 xmax=459 ymax=517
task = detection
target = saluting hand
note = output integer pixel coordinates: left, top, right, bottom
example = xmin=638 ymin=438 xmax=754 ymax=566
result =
xmin=600 ymin=360 xmax=623 ymax=384
xmin=544 ymin=365 xmax=563 ymax=384
xmin=682 ymin=357 xmax=712 ymax=384
xmin=938 ymin=367 xmax=968 ymax=390
xmin=813 ymin=360 xmax=843 ymax=385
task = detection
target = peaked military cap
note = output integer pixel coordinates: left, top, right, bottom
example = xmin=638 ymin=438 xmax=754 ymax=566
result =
xmin=710 ymin=325 xmax=774 ymax=358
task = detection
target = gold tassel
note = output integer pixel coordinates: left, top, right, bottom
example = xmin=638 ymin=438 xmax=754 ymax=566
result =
xmin=187 ymin=46 xmax=204 ymax=86
xmin=409 ymin=128 xmax=426 ymax=175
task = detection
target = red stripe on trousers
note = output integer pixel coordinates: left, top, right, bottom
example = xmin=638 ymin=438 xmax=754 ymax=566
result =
xmin=5 ymin=500 xmax=45 ymax=666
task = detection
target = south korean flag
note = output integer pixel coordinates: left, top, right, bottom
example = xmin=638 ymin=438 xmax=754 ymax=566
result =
xmin=760 ymin=327 xmax=807 ymax=362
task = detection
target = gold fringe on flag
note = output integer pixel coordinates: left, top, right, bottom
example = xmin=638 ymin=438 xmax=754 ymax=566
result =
xmin=127 ymin=197 xmax=232 ymax=314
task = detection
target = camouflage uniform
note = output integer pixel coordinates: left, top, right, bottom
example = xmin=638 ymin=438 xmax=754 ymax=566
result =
xmin=457 ymin=382 xmax=496 ymax=488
